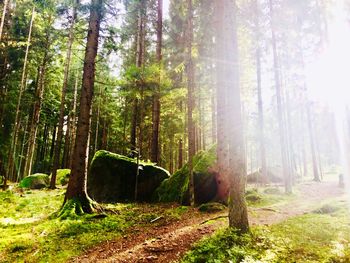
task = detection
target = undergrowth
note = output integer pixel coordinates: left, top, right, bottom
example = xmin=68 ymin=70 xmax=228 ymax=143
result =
xmin=181 ymin=200 xmax=350 ymax=263
xmin=0 ymin=188 xmax=191 ymax=263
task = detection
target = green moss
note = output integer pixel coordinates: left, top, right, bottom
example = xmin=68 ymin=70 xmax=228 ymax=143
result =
xmin=54 ymin=169 xmax=71 ymax=186
xmin=182 ymin=201 xmax=350 ymax=263
xmin=0 ymin=175 xmax=4 ymax=185
xmin=198 ymin=202 xmax=226 ymax=213
xmin=88 ymin=150 xmax=170 ymax=202
xmin=156 ymin=146 xmax=217 ymax=205
xmin=19 ymin=173 xmax=50 ymax=189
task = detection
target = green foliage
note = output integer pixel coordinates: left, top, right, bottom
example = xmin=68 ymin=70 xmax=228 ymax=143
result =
xmin=182 ymin=201 xmax=350 ymax=263
xmin=0 ymin=188 xmax=191 ymax=262
xmin=18 ymin=173 xmax=50 ymax=189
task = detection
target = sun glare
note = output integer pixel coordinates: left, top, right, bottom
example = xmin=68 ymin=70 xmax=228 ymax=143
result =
xmin=305 ymin=0 xmax=350 ymax=205
xmin=306 ymin=1 xmax=350 ymax=109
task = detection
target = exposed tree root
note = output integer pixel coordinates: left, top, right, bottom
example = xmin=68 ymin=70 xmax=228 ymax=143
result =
xmin=55 ymin=196 xmax=103 ymax=219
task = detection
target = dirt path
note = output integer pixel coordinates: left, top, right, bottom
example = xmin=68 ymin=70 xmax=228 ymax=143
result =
xmin=70 ymin=180 xmax=345 ymax=263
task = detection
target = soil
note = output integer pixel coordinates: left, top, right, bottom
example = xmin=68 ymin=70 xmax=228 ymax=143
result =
xmin=70 ymin=180 xmax=345 ymax=263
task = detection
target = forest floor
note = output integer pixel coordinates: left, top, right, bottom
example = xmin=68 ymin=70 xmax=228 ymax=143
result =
xmin=70 ymin=179 xmax=346 ymax=263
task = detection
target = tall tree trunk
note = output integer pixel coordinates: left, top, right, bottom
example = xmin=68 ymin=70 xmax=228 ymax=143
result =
xmin=151 ymin=0 xmax=162 ymax=163
xmin=211 ymin=90 xmax=216 ymax=145
xmin=64 ymin=0 xmax=103 ymax=213
xmin=306 ymin=102 xmax=320 ymax=181
xmin=94 ymin=87 xmax=102 ymax=153
xmin=178 ymin=138 xmax=183 ymax=169
xmin=185 ymin=0 xmax=195 ymax=206
xmin=214 ymin=0 xmax=229 ymax=201
xmin=69 ymin=72 xmax=79 ymax=168
xmin=0 ymin=0 xmax=9 ymax=41
xmin=214 ymin=0 xmax=249 ymax=233
xmin=51 ymin=1 xmax=78 ymax=188
xmin=5 ymin=6 xmax=35 ymax=187
xmin=23 ymin=59 xmax=47 ymax=178
xmin=255 ymin=0 xmax=267 ymax=183
xmin=268 ymin=0 xmax=292 ymax=193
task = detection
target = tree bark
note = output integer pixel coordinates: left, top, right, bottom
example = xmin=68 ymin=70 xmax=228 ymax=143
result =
xmin=254 ymin=0 xmax=267 ymax=183
xmin=185 ymin=0 xmax=195 ymax=206
xmin=51 ymin=1 xmax=78 ymax=188
xmin=151 ymin=0 xmax=162 ymax=163
xmin=0 ymin=0 xmax=9 ymax=41
xmin=23 ymin=59 xmax=47 ymax=178
xmin=214 ymin=0 xmax=249 ymax=233
xmin=64 ymin=0 xmax=103 ymax=213
xmin=5 ymin=6 xmax=35 ymax=187
xmin=268 ymin=0 xmax=292 ymax=193
xmin=69 ymin=72 xmax=79 ymax=168
xmin=306 ymin=102 xmax=320 ymax=181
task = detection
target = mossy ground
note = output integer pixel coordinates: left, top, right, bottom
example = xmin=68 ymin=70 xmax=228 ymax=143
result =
xmin=0 ymin=187 xmax=192 ymax=263
xmin=181 ymin=199 xmax=350 ymax=263
xmin=245 ymin=186 xmax=296 ymax=207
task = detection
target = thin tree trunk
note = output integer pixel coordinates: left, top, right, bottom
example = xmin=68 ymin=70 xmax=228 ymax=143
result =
xmin=23 ymin=61 xmax=47 ymax=178
xmin=306 ymin=103 xmax=320 ymax=181
xmin=69 ymin=72 xmax=79 ymax=168
xmin=178 ymin=138 xmax=183 ymax=169
xmin=0 ymin=0 xmax=9 ymax=41
xmin=64 ymin=0 xmax=103 ymax=212
xmin=186 ymin=0 xmax=195 ymax=206
xmin=151 ymin=0 xmax=162 ymax=163
xmin=255 ymin=0 xmax=267 ymax=183
xmin=62 ymin=113 xmax=71 ymax=168
xmin=51 ymin=2 xmax=78 ymax=188
xmin=5 ymin=6 xmax=35 ymax=187
xmin=94 ymin=87 xmax=102 ymax=153
xmin=211 ymin=91 xmax=216 ymax=145
xmin=268 ymin=0 xmax=292 ymax=193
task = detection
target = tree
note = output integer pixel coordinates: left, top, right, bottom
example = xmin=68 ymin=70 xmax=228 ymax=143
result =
xmin=150 ymin=0 xmax=162 ymax=163
xmin=62 ymin=0 xmax=103 ymax=214
xmin=0 ymin=0 xmax=9 ymax=41
xmin=254 ymin=0 xmax=267 ymax=183
xmin=5 ymin=5 xmax=35 ymax=187
xmin=185 ymin=0 xmax=195 ymax=206
xmin=214 ymin=0 xmax=249 ymax=232
xmin=51 ymin=0 xmax=79 ymax=189
xmin=268 ymin=0 xmax=292 ymax=193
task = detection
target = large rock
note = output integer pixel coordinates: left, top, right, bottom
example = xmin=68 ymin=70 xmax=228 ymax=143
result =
xmin=247 ymin=167 xmax=284 ymax=184
xmin=51 ymin=169 xmax=71 ymax=186
xmin=19 ymin=173 xmax=50 ymax=189
xmin=88 ymin=150 xmax=170 ymax=202
xmin=155 ymin=147 xmax=218 ymax=205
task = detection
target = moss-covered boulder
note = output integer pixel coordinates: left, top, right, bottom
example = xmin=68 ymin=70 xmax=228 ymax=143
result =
xmin=87 ymin=150 xmax=170 ymax=202
xmin=155 ymin=146 xmax=218 ymax=205
xmin=52 ymin=169 xmax=70 ymax=186
xmin=247 ymin=167 xmax=283 ymax=184
xmin=0 ymin=175 xmax=3 ymax=185
xmin=19 ymin=173 xmax=50 ymax=189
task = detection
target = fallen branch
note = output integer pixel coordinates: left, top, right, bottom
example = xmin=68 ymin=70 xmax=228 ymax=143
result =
xmin=200 ymin=215 xmax=227 ymax=225
xmin=150 ymin=216 xmax=164 ymax=223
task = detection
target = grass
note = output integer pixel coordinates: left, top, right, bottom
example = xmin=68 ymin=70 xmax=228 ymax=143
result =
xmin=245 ymin=186 xmax=296 ymax=208
xmin=181 ymin=199 xmax=350 ymax=263
xmin=0 ymin=187 xmax=192 ymax=263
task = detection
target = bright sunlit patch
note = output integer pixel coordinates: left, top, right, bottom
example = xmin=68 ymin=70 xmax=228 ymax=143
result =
xmin=306 ymin=1 xmax=350 ymax=109
xmin=305 ymin=0 xmax=350 ymax=209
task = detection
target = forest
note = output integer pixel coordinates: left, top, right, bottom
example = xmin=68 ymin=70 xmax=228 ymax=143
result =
xmin=0 ymin=0 xmax=350 ymax=262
